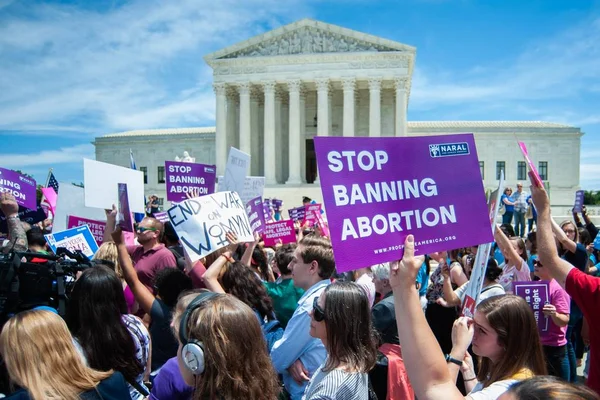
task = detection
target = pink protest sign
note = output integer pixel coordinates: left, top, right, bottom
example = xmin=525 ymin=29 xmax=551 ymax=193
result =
xmin=514 ymin=281 xmax=550 ymax=339
xmin=263 ymin=220 xmax=297 ymax=247
xmin=517 ymin=142 xmax=544 ymax=188
xmin=315 ymin=212 xmax=330 ymax=238
xmin=314 ymin=134 xmax=493 ymax=273
xmin=304 ymin=203 xmax=322 ymax=224
xmin=68 ymin=216 xmax=106 ymax=245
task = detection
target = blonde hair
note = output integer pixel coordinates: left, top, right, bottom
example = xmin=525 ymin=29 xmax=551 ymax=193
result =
xmin=0 ymin=310 xmax=113 ymax=400
xmin=92 ymin=242 xmax=123 ymax=279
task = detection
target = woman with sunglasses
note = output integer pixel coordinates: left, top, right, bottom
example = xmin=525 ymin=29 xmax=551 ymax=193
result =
xmin=303 ymin=281 xmax=378 ymax=400
xmin=532 ymin=259 xmax=571 ymax=380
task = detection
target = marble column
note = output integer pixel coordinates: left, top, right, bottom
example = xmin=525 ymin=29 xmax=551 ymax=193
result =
xmin=315 ymin=78 xmax=330 ymax=137
xmin=300 ymin=88 xmax=307 ymax=183
xmin=275 ymin=90 xmax=284 ymax=184
xmin=226 ymin=88 xmax=238 ymax=150
xmin=263 ymin=81 xmax=276 ymax=185
xmin=369 ymin=78 xmax=382 ymax=137
xmin=395 ymin=78 xmax=408 ymax=137
xmin=342 ymin=78 xmax=356 ymax=137
xmin=213 ymin=83 xmax=228 ymax=176
xmin=250 ymin=89 xmax=261 ymax=175
xmin=238 ymin=82 xmax=251 ymax=154
xmin=286 ymin=80 xmax=302 ymax=184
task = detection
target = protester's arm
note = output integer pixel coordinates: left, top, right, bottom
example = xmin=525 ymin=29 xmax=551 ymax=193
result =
xmin=112 ymin=228 xmax=155 ymax=314
xmin=390 ymin=235 xmax=464 ymax=400
xmin=103 ymin=204 xmax=117 ymax=243
xmin=0 ymin=193 xmax=27 ymax=252
xmin=529 ymin=173 xmax=573 ymax=288
xmin=502 ymin=196 xmax=514 ymax=206
xmin=240 ymin=233 xmax=259 ymax=267
xmin=447 ymin=317 xmax=474 ymax=385
xmin=550 ymin=217 xmax=577 ymax=254
xmin=437 ymin=263 xmax=462 ymax=307
xmin=201 ymin=252 xmax=229 ymax=294
xmin=270 ymin=309 xmax=313 ymax=375
xmin=449 ymin=262 xmax=468 ymax=287
xmin=494 ymin=226 xmax=522 ymax=269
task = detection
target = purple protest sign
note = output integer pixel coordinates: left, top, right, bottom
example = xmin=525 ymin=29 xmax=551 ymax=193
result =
xmin=68 ymin=216 xmax=106 ymax=245
xmin=514 ymin=281 xmax=550 ymax=337
xmin=117 ymin=183 xmax=134 ymax=232
xmin=165 ymin=161 xmax=216 ymax=202
xmin=263 ymin=220 xmax=297 ymax=247
xmin=314 ymin=134 xmax=493 ymax=273
xmin=263 ymin=200 xmax=274 ymax=223
xmin=154 ymin=212 xmax=170 ymax=223
xmin=574 ymin=190 xmax=585 ymax=213
xmin=272 ymin=199 xmax=283 ymax=211
xmin=246 ymin=196 xmax=266 ymax=234
xmin=288 ymin=206 xmax=306 ymax=222
xmin=0 ymin=168 xmax=37 ymax=210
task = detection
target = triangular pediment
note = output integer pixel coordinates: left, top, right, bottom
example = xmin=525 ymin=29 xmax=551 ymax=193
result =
xmin=204 ymin=19 xmax=415 ymax=62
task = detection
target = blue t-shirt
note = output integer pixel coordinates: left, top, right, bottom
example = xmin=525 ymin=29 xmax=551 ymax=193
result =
xmin=501 ymin=194 xmax=514 ymax=212
xmin=416 ymin=260 xmax=429 ymax=297
xmin=493 ymin=244 xmax=505 ymax=266
xmin=527 ymin=253 xmax=538 ymax=273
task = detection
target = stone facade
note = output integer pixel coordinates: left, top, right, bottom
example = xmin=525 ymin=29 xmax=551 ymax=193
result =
xmin=93 ymin=19 xmax=584 ymax=213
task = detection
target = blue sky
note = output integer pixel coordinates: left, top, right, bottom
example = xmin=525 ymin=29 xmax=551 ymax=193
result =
xmin=1 ymin=0 xmax=599 ymax=187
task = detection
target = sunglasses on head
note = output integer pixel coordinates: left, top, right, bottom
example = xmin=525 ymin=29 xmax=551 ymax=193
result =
xmin=312 ymin=296 xmax=326 ymax=322
xmin=534 ymin=260 xmax=543 ymax=267
xmin=136 ymin=226 xmax=157 ymax=233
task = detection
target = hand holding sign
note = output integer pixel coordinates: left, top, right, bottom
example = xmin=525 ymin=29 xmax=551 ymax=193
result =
xmin=528 ymin=172 xmax=550 ymax=215
xmin=389 ymin=235 xmax=424 ymax=290
xmin=0 ymin=193 xmax=19 ymax=217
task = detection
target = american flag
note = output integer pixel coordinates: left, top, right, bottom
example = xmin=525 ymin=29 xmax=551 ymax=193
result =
xmin=46 ymin=171 xmax=59 ymax=194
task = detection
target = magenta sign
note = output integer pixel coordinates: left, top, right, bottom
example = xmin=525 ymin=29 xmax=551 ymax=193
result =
xmin=263 ymin=220 xmax=296 ymax=247
xmin=314 ymin=134 xmax=493 ymax=272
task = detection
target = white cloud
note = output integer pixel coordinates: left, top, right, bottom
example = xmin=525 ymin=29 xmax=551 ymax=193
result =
xmin=0 ymin=143 xmax=95 ymax=168
xmin=0 ymin=0 xmax=316 ymax=134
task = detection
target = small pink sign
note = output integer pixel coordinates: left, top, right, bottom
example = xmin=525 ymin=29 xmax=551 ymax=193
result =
xmin=263 ymin=220 xmax=297 ymax=247
xmin=517 ymin=141 xmax=544 ymax=188
xmin=67 ymin=216 xmax=105 ymax=245
xmin=304 ymin=203 xmax=322 ymax=224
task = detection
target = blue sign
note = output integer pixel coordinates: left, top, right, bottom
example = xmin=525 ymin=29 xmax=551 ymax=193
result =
xmin=44 ymin=225 xmax=99 ymax=260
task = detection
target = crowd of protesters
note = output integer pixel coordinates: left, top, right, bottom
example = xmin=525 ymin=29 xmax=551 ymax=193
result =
xmin=0 ymin=170 xmax=599 ymax=400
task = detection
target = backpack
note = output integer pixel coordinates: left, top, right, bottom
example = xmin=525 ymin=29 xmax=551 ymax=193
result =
xmin=255 ymin=311 xmax=284 ymax=352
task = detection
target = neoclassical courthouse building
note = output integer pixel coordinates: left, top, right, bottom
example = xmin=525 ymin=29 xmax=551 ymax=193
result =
xmin=94 ymin=19 xmax=583 ymax=210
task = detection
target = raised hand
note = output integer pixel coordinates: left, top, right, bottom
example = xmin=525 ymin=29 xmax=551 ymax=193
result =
xmin=0 ymin=193 xmax=19 ymax=217
xmin=389 ymin=235 xmax=425 ymax=290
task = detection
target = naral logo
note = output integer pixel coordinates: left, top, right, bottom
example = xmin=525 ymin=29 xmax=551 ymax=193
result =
xmin=19 ymin=176 xmax=34 ymax=185
xmin=204 ymin=167 xmax=215 ymax=173
xmin=429 ymin=142 xmax=470 ymax=158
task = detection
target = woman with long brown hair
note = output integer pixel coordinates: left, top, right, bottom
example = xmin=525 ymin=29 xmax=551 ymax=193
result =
xmin=0 ymin=310 xmax=131 ymax=399
xmin=303 ymin=281 xmax=378 ymax=399
xmin=177 ymin=292 xmax=280 ymax=399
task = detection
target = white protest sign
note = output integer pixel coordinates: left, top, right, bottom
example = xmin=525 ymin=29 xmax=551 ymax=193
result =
xmin=218 ymin=176 xmax=265 ymax=205
xmin=83 ymin=159 xmax=145 ymax=213
xmin=462 ymin=171 xmax=504 ymax=317
xmin=167 ymin=191 xmax=254 ymax=263
xmin=54 ymin=183 xmax=106 ymax=232
xmin=219 ymin=148 xmax=250 ymax=195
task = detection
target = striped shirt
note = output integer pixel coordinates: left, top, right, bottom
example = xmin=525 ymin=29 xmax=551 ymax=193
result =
xmin=302 ymin=363 xmax=369 ymax=400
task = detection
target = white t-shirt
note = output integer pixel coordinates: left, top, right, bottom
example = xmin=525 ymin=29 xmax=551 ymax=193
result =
xmin=498 ymin=260 xmax=531 ymax=294
xmin=469 ymin=379 xmax=517 ymax=400
xmin=356 ymin=272 xmax=376 ymax=307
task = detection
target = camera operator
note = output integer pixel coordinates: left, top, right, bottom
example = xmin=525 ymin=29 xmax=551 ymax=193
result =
xmin=0 ymin=193 xmax=27 ymax=254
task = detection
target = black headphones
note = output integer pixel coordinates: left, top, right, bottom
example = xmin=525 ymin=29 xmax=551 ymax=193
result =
xmin=178 ymin=292 xmax=220 ymax=375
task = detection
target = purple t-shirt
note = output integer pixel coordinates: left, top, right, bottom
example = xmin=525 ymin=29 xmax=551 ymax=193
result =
xmin=541 ymin=279 xmax=571 ymax=347
xmin=150 ymin=357 xmax=193 ymax=400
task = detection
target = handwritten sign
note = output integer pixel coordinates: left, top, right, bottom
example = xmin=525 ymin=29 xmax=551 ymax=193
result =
xmin=219 ymin=176 xmax=266 ymax=206
xmin=67 ymin=216 xmax=106 ymax=245
xmin=514 ymin=281 xmax=550 ymax=335
xmin=263 ymin=220 xmax=297 ymax=247
xmin=165 ymin=161 xmax=216 ymax=202
xmin=573 ymin=190 xmax=585 ymax=213
xmin=44 ymin=225 xmax=99 ymax=259
xmin=219 ymin=148 xmax=250 ymax=195
xmin=0 ymin=168 xmax=37 ymax=210
xmin=167 ymin=191 xmax=253 ymax=262
xmin=462 ymin=171 xmax=505 ymax=317
xmin=314 ymin=134 xmax=493 ymax=272
xmin=246 ymin=196 xmax=266 ymax=234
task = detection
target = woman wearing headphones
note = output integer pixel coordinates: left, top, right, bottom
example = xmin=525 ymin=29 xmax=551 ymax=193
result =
xmin=0 ymin=309 xmax=131 ymax=399
xmin=177 ymin=292 xmax=280 ymax=399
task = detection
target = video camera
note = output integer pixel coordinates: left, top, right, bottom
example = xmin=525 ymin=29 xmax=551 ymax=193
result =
xmin=0 ymin=248 xmax=93 ymax=323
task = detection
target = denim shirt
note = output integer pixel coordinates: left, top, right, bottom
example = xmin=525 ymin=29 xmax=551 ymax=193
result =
xmin=270 ymin=279 xmax=330 ymax=400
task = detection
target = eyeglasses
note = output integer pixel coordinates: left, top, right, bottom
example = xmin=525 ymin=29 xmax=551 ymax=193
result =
xmin=312 ymin=296 xmax=326 ymax=322
xmin=136 ymin=226 xmax=157 ymax=233
xmin=563 ymin=229 xmax=576 ymax=234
